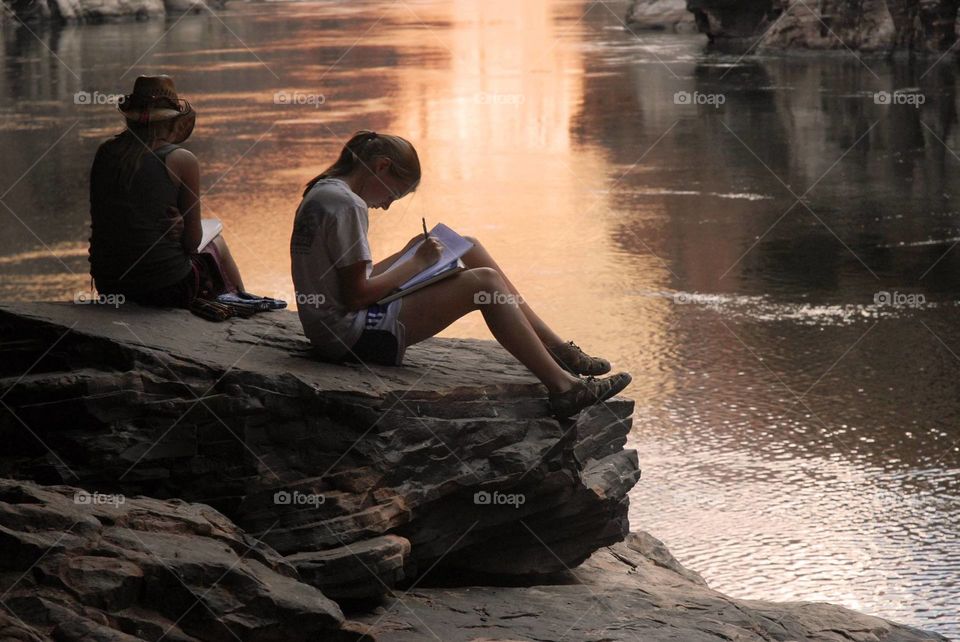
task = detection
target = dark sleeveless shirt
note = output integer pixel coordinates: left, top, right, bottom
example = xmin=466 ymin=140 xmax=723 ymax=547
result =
xmin=88 ymin=140 xmax=192 ymax=295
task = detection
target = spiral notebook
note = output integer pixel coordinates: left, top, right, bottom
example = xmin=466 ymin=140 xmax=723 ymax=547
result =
xmin=376 ymin=223 xmax=475 ymax=305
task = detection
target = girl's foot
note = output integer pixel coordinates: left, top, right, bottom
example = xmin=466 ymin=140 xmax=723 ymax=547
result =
xmin=236 ymin=291 xmax=288 ymax=310
xmin=548 ymin=372 xmax=632 ymax=418
xmin=548 ymin=340 xmax=611 ymax=376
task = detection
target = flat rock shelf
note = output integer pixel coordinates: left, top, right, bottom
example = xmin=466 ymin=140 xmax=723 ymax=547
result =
xmin=0 ymin=303 xmax=946 ymax=641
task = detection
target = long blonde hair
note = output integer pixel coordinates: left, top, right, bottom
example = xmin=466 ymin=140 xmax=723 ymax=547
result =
xmin=304 ymin=130 xmax=421 ymax=197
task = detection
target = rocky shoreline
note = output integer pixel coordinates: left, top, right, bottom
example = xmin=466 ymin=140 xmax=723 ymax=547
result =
xmin=3 ymin=0 xmax=223 ymax=24
xmin=627 ymin=0 xmax=960 ymax=53
xmin=0 ymin=302 xmax=948 ymax=641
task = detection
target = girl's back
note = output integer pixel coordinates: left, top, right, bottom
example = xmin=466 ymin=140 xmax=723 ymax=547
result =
xmin=89 ymin=137 xmax=192 ymax=295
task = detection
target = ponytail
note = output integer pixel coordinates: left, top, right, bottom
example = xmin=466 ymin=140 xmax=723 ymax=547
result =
xmin=304 ymin=130 xmax=420 ymax=197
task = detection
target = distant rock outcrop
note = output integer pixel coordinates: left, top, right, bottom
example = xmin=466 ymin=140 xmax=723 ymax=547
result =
xmin=0 ymin=302 xmax=639 ymax=600
xmin=5 ymin=0 xmax=222 ymax=23
xmin=627 ymin=0 xmax=960 ymax=52
xmin=626 ymin=0 xmax=696 ymax=31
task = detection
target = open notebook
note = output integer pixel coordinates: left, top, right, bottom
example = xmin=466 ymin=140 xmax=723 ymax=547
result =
xmin=376 ymin=223 xmax=475 ymax=305
xmin=199 ymin=218 xmax=223 ymax=251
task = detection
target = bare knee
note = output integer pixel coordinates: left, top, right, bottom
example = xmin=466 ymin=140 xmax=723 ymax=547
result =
xmin=463 ymin=235 xmax=480 ymax=247
xmin=461 ymin=267 xmax=507 ymax=308
xmin=465 ymin=267 xmax=502 ymax=288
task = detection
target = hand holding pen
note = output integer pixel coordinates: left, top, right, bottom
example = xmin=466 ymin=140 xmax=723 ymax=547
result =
xmin=414 ymin=217 xmax=443 ymax=268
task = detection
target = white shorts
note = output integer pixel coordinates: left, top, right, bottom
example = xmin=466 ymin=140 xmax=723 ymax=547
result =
xmin=343 ymin=297 xmax=407 ymax=366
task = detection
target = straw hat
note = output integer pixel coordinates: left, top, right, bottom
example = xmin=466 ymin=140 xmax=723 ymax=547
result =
xmin=118 ymin=75 xmax=193 ymax=125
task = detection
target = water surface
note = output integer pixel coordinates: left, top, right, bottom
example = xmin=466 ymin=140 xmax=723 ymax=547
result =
xmin=1 ymin=0 xmax=958 ymax=636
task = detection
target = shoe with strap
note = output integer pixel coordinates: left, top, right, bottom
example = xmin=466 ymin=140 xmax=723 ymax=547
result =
xmin=549 ymin=340 xmax=611 ymax=376
xmin=548 ymin=372 xmax=632 ymax=418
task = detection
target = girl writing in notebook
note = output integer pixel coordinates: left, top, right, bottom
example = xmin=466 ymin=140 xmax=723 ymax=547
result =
xmin=291 ymin=130 xmax=631 ymax=417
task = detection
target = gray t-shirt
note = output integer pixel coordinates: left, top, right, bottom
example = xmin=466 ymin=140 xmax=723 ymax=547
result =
xmin=291 ymin=178 xmax=372 ymax=358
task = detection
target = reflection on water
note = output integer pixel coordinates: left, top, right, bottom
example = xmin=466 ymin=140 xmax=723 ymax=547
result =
xmin=1 ymin=0 xmax=958 ymax=636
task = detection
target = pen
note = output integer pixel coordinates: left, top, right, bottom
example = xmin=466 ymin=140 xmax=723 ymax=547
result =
xmin=422 ymin=217 xmax=429 ymax=241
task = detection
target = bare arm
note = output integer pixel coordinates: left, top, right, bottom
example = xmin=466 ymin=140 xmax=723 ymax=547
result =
xmin=338 ymin=237 xmax=443 ymax=311
xmin=166 ymin=148 xmax=202 ymax=253
xmin=370 ymin=235 xmax=423 ymax=277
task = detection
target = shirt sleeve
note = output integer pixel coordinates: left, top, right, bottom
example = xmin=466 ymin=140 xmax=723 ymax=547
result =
xmin=324 ymin=200 xmax=372 ymax=268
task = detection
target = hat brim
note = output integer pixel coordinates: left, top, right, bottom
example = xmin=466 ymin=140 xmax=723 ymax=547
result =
xmin=118 ymin=96 xmax=193 ymax=123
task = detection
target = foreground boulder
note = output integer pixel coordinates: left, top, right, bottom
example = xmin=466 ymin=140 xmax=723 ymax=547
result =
xmin=0 ymin=302 xmax=639 ymax=600
xmin=361 ymin=531 xmax=949 ymax=641
xmin=627 ymin=0 xmax=960 ymax=52
xmin=2 ymin=478 xmax=946 ymax=642
xmin=0 ymin=479 xmax=362 ymax=641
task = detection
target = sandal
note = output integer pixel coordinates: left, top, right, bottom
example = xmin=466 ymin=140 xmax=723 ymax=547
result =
xmin=549 ymin=340 xmax=611 ymax=376
xmin=548 ymin=372 xmax=632 ymax=418
xmin=236 ymin=291 xmax=287 ymax=310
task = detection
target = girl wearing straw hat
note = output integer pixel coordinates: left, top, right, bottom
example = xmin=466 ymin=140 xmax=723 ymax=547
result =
xmin=88 ymin=75 xmax=246 ymax=308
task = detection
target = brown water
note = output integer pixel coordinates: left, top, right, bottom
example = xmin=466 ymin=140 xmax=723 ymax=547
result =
xmin=1 ymin=0 xmax=958 ymax=636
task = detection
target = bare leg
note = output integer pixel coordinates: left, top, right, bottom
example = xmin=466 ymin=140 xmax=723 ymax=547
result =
xmin=460 ymin=236 xmax=565 ymax=350
xmin=211 ymin=235 xmax=245 ymax=293
xmin=398 ymin=267 xmax=578 ymax=393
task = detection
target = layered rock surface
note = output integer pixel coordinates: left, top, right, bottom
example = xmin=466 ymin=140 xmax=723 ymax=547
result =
xmin=0 ymin=479 xmax=361 ymax=641
xmin=0 ymin=302 xmax=639 ymax=601
xmin=627 ymin=0 xmax=960 ymax=52
xmin=361 ymin=531 xmax=949 ymax=641
xmin=0 ymin=302 xmax=949 ymax=641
